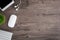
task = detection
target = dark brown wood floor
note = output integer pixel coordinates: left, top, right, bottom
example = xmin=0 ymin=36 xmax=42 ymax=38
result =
xmin=1 ymin=0 xmax=60 ymax=40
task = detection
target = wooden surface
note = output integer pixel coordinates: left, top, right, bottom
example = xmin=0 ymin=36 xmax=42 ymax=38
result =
xmin=1 ymin=0 xmax=60 ymax=40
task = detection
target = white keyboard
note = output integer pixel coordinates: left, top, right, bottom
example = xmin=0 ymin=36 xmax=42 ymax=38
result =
xmin=0 ymin=30 xmax=13 ymax=40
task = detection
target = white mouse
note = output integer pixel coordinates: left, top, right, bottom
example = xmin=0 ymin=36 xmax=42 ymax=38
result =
xmin=8 ymin=15 xmax=17 ymax=28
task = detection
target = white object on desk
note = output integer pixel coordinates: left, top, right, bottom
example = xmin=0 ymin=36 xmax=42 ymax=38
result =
xmin=0 ymin=30 xmax=13 ymax=40
xmin=8 ymin=15 xmax=17 ymax=28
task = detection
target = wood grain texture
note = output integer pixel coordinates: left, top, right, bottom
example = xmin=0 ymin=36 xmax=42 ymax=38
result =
xmin=0 ymin=0 xmax=60 ymax=40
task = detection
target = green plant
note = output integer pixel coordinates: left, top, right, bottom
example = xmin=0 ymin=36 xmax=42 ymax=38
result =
xmin=0 ymin=13 xmax=5 ymax=25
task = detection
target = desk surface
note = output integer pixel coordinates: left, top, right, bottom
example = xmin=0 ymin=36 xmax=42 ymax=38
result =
xmin=1 ymin=0 xmax=60 ymax=40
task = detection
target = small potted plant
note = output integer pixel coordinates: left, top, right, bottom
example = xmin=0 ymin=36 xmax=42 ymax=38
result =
xmin=0 ymin=12 xmax=5 ymax=25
